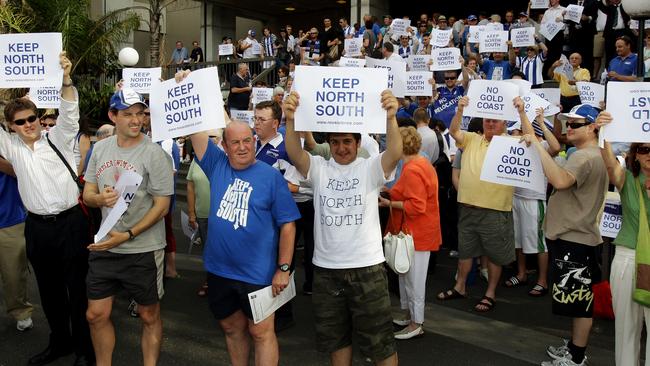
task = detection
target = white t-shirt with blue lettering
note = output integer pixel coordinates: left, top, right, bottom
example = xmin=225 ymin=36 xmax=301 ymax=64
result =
xmin=307 ymin=153 xmax=395 ymax=269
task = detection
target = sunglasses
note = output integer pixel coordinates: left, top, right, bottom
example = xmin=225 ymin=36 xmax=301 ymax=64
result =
xmin=13 ymin=115 xmax=38 ymax=126
xmin=636 ymin=146 xmax=650 ymax=155
xmin=565 ymin=121 xmax=590 ymax=129
xmin=144 ymin=112 xmax=151 ymax=116
xmin=445 ymin=77 xmax=457 ymax=80
xmin=41 ymin=122 xmax=55 ymax=128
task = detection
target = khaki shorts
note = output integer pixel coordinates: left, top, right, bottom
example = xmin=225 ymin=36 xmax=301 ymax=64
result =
xmin=458 ymin=205 xmax=515 ymax=265
xmin=593 ymin=31 xmax=605 ymax=58
xmin=312 ymin=264 xmax=396 ymax=362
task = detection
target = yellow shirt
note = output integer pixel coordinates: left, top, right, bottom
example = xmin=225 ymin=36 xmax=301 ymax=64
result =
xmin=457 ymin=132 xmax=514 ymax=212
xmin=554 ymin=67 xmax=591 ymax=97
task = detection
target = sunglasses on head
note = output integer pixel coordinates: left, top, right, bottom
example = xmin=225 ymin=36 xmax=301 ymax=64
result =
xmin=636 ymin=146 xmax=650 ymax=155
xmin=13 ymin=115 xmax=38 ymax=126
xmin=40 ymin=122 xmax=55 ymax=127
xmin=565 ymin=121 xmax=590 ymax=129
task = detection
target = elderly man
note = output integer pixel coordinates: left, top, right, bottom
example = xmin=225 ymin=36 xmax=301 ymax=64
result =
xmin=227 ymin=63 xmax=252 ymax=112
xmin=168 ymin=41 xmax=189 ymax=68
xmin=437 ymin=95 xmax=532 ymax=313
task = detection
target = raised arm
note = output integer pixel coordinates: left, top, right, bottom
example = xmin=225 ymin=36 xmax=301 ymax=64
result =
xmin=515 ymin=96 xmax=534 ymax=136
xmin=521 ymin=135 xmax=576 ymax=189
xmin=282 ymin=92 xmax=311 ymax=177
xmin=595 ymin=111 xmax=626 ymax=190
xmin=303 ymin=131 xmax=317 ymax=152
xmin=508 ymin=41 xmax=517 ymax=66
xmin=535 ymin=108 xmax=561 ymax=156
xmin=449 ymin=96 xmax=468 ymax=145
xmin=380 ymin=90 xmax=402 ymax=178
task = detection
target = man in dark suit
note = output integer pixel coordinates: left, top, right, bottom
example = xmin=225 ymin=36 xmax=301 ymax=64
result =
xmin=598 ymin=0 xmax=634 ymax=65
xmin=565 ymin=0 xmax=598 ymax=75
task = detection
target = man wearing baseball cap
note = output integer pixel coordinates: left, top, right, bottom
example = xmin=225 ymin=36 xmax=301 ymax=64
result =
xmin=83 ymin=88 xmax=174 ymax=365
xmin=521 ymin=104 xmax=608 ymax=366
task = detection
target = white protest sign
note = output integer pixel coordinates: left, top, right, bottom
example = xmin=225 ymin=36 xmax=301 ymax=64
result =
xmin=0 ymin=32 xmax=63 ymax=88
xmin=252 ymin=87 xmax=273 ymax=105
xmin=506 ymin=78 xmax=532 ymax=97
xmin=365 ymin=57 xmax=407 ymax=98
xmin=292 ymin=65 xmax=387 ymax=133
xmin=531 ymin=88 xmax=561 ymax=116
xmin=391 ymin=19 xmax=411 ymax=36
xmin=407 ymin=55 xmax=431 ymax=71
xmin=531 ymin=0 xmax=549 ymax=9
xmin=479 ymin=31 xmax=509 ymax=53
xmin=122 ymin=67 xmax=162 ymax=94
xmin=576 ymin=82 xmax=605 ymax=108
xmin=539 ymin=21 xmax=563 ymax=41
xmin=150 ymin=67 xmax=226 ymax=142
xmin=511 ymin=27 xmax=536 ymax=48
xmin=230 ymin=109 xmax=255 ymax=127
xmin=180 ymin=211 xmax=196 ymax=239
xmin=480 ymin=136 xmax=546 ymax=193
xmin=252 ymin=43 xmax=262 ymax=55
xmin=599 ymin=193 xmax=622 ymax=238
xmin=554 ymin=54 xmax=574 ymax=80
xmin=520 ymin=92 xmax=551 ymax=123
xmin=339 ymin=57 xmax=366 ymax=68
xmin=629 ymin=19 xmax=650 ymax=30
xmin=603 ymin=82 xmax=650 ymax=143
xmin=218 ymin=44 xmax=234 ymax=56
xmin=468 ymin=25 xmax=486 ymax=43
xmin=405 ymin=71 xmax=433 ymax=97
xmin=486 ymin=23 xmax=504 ymax=31
xmin=95 ymin=171 xmax=143 ymax=243
xmin=463 ymin=80 xmax=520 ymax=121
xmin=430 ymin=47 xmax=461 ymax=71
xmin=344 ymin=37 xmax=363 ymax=57
xmin=431 ymin=29 xmax=452 ymax=48
xmin=29 ymin=86 xmax=60 ymax=109
xmin=564 ymin=4 xmax=584 ymax=23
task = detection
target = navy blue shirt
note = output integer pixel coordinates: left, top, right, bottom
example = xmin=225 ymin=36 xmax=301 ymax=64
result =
xmin=255 ymin=134 xmax=290 ymax=172
xmin=433 ymin=85 xmax=465 ymax=127
xmin=0 ymin=172 xmax=25 ymax=229
xmin=481 ymin=59 xmax=513 ymax=80
xmin=608 ymin=53 xmax=638 ymax=80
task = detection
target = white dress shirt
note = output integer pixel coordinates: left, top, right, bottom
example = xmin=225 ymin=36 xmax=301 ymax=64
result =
xmin=0 ymin=94 xmax=80 ymax=215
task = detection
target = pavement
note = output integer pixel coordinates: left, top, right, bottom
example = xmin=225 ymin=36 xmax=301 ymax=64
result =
xmin=0 ymin=200 xmax=617 ymax=366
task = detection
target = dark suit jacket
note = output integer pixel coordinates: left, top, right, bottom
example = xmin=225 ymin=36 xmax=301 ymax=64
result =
xmin=563 ymin=0 xmax=598 ymax=35
xmin=597 ymin=1 xmax=631 ymax=37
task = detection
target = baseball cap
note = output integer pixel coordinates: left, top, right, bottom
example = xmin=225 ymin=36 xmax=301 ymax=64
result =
xmin=438 ymin=15 xmax=447 ymax=21
xmin=468 ymin=15 xmax=478 ymax=21
xmin=248 ymin=29 xmax=256 ymax=37
xmin=519 ymin=11 xmax=529 ymax=17
xmin=558 ymin=104 xmax=599 ymax=123
xmin=109 ymin=89 xmax=147 ymax=110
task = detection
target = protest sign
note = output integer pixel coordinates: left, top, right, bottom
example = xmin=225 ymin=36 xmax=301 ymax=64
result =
xmin=0 ymin=32 xmax=63 ymax=88
xmin=506 ymin=78 xmax=532 ymax=97
xmin=405 ymin=71 xmax=433 ymax=97
xmin=431 ymin=29 xmax=452 ymax=48
xmin=603 ymin=82 xmax=650 ymax=143
xmin=539 ymin=21 xmax=563 ymax=41
xmin=339 ymin=57 xmax=366 ymax=68
xmin=468 ymin=25 xmax=486 ymax=43
xmin=29 ymin=86 xmax=60 ymax=109
xmin=463 ymin=80 xmax=519 ymax=121
xmin=511 ymin=27 xmax=536 ymax=48
xmin=365 ymin=57 xmax=407 ymax=98
xmin=629 ymin=19 xmax=650 ymax=30
xmin=599 ymin=193 xmax=622 ymax=238
xmin=430 ymin=47 xmax=461 ymax=71
xmin=554 ymin=54 xmax=574 ymax=80
xmin=218 ymin=44 xmax=234 ymax=56
xmin=564 ymin=4 xmax=584 ymax=23
xmin=252 ymin=43 xmax=262 ymax=55
xmin=344 ymin=37 xmax=363 ymax=57
xmin=576 ymin=82 xmax=604 ymax=108
xmin=150 ymin=67 xmax=225 ymax=142
xmin=479 ymin=31 xmax=509 ymax=53
xmin=520 ymin=92 xmax=551 ymax=124
xmin=122 ymin=67 xmax=161 ymax=94
xmin=531 ymin=88 xmax=561 ymax=116
xmin=292 ymin=65 xmax=388 ymax=133
xmin=407 ymin=54 xmax=431 ymax=71
xmin=252 ymin=87 xmax=274 ymax=105
xmin=391 ymin=18 xmax=411 ymax=36
xmin=480 ymin=136 xmax=546 ymax=193
xmin=531 ymin=0 xmax=549 ymax=9
xmin=230 ymin=109 xmax=255 ymax=127
xmin=486 ymin=23 xmax=504 ymax=31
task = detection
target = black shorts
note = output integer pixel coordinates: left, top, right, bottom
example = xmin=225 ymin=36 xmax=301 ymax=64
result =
xmin=547 ymin=238 xmax=601 ymax=318
xmin=207 ymin=273 xmax=265 ymax=320
xmin=86 ymin=249 xmax=164 ymax=305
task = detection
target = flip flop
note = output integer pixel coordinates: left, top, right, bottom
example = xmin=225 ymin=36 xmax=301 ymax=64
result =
xmin=437 ymin=288 xmax=467 ymax=301
xmin=528 ymin=284 xmax=548 ymax=297
xmin=474 ymin=296 xmax=495 ymax=313
xmin=504 ymin=276 xmax=527 ymax=288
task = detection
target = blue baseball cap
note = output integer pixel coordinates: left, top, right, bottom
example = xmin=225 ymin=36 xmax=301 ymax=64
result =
xmin=468 ymin=15 xmax=478 ymax=21
xmin=109 ymin=89 xmax=147 ymax=110
xmin=559 ymin=104 xmax=599 ymax=123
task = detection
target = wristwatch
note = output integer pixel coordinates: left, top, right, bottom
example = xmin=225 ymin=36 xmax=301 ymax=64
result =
xmin=278 ymin=263 xmax=290 ymax=272
xmin=127 ymin=229 xmax=136 ymax=240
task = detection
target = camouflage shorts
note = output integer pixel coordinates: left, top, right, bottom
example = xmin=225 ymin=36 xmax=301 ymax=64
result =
xmin=312 ymin=264 xmax=396 ymax=362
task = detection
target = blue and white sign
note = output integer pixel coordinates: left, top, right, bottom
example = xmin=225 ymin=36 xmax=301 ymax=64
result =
xmin=539 ymin=21 xmax=563 ymax=41
xmin=391 ymin=19 xmax=411 ymax=37
xmin=463 ymin=80 xmax=520 ymax=121
xmin=122 ymin=67 xmax=162 ymax=94
xmin=603 ymin=82 xmax=650 ymax=143
xmin=599 ymin=194 xmax=622 ymax=238
xmin=0 ymin=32 xmax=63 ymax=88
xmin=479 ymin=31 xmax=509 ymax=53
xmin=564 ymin=4 xmax=584 ymax=24
xmin=480 ymin=136 xmax=545 ymax=193
xmin=231 ymin=109 xmax=255 ymax=127
xmin=339 ymin=57 xmax=366 ymax=68
xmin=511 ymin=27 xmax=536 ymax=48
xmin=576 ymin=82 xmax=604 ymax=108
xmin=408 ymin=54 xmax=431 ymax=71
xmin=29 ymin=86 xmax=60 ymax=109
xmin=344 ymin=37 xmax=363 ymax=57
xmin=252 ymin=87 xmax=274 ymax=105
xmin=365 ymin=57 xmax=407 ymax=98
xmin=430 ymin=47 xmax=461 ymax=71
xmin=431 ymin=29 xmax=452 ymax=48
xmin=406 ymin=71 xmax=433 ymax=97
xmin=531 ymin=88 xmax=561 ymax=116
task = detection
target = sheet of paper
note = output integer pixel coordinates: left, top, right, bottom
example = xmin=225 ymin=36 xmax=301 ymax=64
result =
xmin=180 ymin=211 xmax=196 ymax=239
xmin=248 ymin=274 xmax=296 ymax=324
xmin=93 ymin=171 xmax=143 ymax=243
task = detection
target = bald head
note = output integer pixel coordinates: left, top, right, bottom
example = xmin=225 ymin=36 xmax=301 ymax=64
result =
xmin=96 ymin=124 xmax=115 ymax=141
xmin=223 ymin=120 xmax=253 ymax=142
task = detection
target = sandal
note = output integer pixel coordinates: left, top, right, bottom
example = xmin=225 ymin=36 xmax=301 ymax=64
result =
xmin=197 ymin=282 xmax=208 ymax=297
xmin=437 ymin=288 xmax=467 ymax=301
xmin=528 ymin=284 xmax=548 ymax=297
xmin=474 ymin=296 xmax=495 ymax=312
xmin=504 ymin=276 xmax=527 ymax=288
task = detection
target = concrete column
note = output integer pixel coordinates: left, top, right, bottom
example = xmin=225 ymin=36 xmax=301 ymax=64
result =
xmin=350 ymin=0 xmax=388 ymax=28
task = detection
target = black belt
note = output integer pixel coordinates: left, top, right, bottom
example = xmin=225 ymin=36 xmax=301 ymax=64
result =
xmin=28 ymin=205 xmax=80 ymax=222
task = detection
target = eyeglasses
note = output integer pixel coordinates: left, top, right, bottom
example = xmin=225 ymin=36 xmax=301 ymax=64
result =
xmin=13 ymin=115 xmax=38 ymax=126
xmin=636 ymin=146 xmax=650 ymax=155
xmin=40 ymin=122 xmax=55 ymax=128
xmin=565 ymin=121 xmax=590 ymax=129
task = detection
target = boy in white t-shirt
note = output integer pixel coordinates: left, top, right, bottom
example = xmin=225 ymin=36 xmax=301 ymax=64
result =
xmin=283 ymin=90 xmax=402 ymax=366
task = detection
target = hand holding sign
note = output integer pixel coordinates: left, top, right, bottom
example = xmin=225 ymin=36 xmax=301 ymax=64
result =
xmin=602 ymin=82 xmax=650 ymax=143
xmin=480 ymin=135 xmax=546 ymax=193
xmin=0 ymin=33 xmax=64 ymax=88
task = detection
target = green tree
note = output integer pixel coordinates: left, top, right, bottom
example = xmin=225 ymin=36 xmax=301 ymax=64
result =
xmin=129 ymin=0 xmax=178 ymax=67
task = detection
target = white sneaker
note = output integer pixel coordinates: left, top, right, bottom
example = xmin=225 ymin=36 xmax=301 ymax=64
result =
xmin=546 ymin=339 xmax=570 ymax=360
xmin=394 ymin=325 xmax=423 ymax=340
xmin=17 ymin=317 xmax=33 ymax=331
xmin=392 ymin=318 xmax=411 ymax=326
xmin=540 ymin=354 xmax=587 ymax=366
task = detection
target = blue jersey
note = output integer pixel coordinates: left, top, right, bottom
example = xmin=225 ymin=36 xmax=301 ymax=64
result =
xmin=481 ymin=59 xmax=512 ymax=80
xmin=608 ymin=53 xmax=637 ymax=80
xmin=197 ymin=142 xmax=300 ymax=285
xmin=0 ymin=172 xmax=25 ymax=229
xmin=255 ymin=134 xmax=290 ymax=172
xmin=433 ymin=85 xmax=465 ymax=127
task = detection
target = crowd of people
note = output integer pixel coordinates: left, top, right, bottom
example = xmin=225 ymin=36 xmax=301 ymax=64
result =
xmin=0 ymin=1 xmax=649 ymax=366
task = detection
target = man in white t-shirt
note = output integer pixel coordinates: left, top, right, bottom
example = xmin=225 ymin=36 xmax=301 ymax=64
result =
xmin=240 ymin=29 xmax=260 ymax=59
xmin=283 ymin=90 xmax=402 ymax=366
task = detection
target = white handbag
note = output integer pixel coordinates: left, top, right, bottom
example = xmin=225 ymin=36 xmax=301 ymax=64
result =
xmin=383 ymin=207 xmax=415 ymax=274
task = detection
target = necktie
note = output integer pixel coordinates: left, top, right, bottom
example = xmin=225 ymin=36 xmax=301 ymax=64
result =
xmin=612 ymin=6 xmax=619 ymax=28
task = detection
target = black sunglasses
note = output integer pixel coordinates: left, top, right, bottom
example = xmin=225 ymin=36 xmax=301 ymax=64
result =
xmin=636 ymin=146 xmax=650 ymax=155
xmin=565 ymin=121 xmax=590 ymax=129
xmin=40 ymin=122 xmax=55 ymax=127
xmin=13 ymin=115 xmax=38 ymax=126
xmin=445 ymin=77 xmax=457 ymax=80
xmin=144 ymin=112 xmax=151 ymax=116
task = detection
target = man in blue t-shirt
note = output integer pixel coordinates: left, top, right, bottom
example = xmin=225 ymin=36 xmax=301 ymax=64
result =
xmin=0 ymin=157 xmax=33 ymax=332
xmin=433 ymin=70 xmax=466 ymax=128
xmin=477 ymin=51 xmax=513 ymax=80
xmin=190 ymin=98 xmax=300 ymax=364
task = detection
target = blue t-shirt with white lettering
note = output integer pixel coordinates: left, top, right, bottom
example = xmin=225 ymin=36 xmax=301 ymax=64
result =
xmin=0 ymin=172 xmax=26 ymax=229
xmin=481 ymin=59 xmax=512 ymax=80
xmin=608 ymin=53 xmax=637 ymax=80
xmin=197 ymin=142 xmax=300 ymax=285
xmin=433 ymin=85 xmax=465 ymax=127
